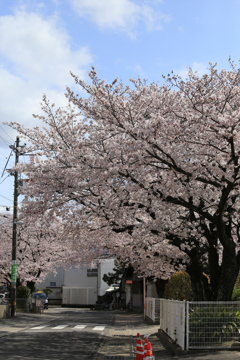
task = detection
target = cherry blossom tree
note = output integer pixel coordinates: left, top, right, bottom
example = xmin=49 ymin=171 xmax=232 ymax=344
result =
xmin=6 ymin=59 xmax=240 ymax=300
xmin=0 ymin=213 xmax=80 ymax=291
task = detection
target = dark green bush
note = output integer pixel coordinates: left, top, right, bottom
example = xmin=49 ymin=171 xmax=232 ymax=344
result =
xmin=232 ymin=274 xmax=240 ymax=300
xmin=164 ymin=271 xmax=193 ymax=300
xmin=16 ymin=285 xmax=31 ymax=298
xmin=43 ymin=288 xmax=53 ymax=296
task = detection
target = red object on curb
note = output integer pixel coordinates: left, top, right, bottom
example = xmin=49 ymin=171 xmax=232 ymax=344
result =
xmin=143 ymin=337 xmax=148 ymax=356
xmin=136 ymin=333 xmax=144 ymax=360
xmin=143 ymin=340 xmax=154 ymax=360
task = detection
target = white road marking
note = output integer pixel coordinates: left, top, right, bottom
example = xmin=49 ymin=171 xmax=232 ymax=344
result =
xmin=30 ymin=324 xmax=106 ymax=331
xmin=93 ymin=326 xmax=105 ymax=331
xmin=31 ymin=325 xmax=48 ymax=330
xmin=74 ymin=325 xmax=87 ymax=329
xmin=52 ymin=325 xmax=68 ymax=329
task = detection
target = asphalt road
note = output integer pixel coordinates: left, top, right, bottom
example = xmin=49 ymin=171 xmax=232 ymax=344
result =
xmin=0 ymin=309 xmax=115 ymax=360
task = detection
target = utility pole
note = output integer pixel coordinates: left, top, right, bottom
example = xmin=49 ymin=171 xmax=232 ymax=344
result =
xmin=10 ymin=136 xmax=20 ymax=317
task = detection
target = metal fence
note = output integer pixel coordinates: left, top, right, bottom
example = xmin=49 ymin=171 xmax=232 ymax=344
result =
xmin=16 ymin=298 xmax=33 ymax=313
xmin=145 ymin=297 xmax=160 ymax=324
xmin=157 ymin=299 xmax=240 ymax=350
xmin=186 ymin=301 xmax=240 ymax=350
xmin=3 ymin=298 xmax=44 ymax=314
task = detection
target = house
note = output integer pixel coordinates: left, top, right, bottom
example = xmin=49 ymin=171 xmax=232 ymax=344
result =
xmin=37 ymin=258 xmax=115 ymax=307
xmin=119 ymin=267 xmax=161 ymax=313
xmin=120 ymin=267 xmax=144 ymax=312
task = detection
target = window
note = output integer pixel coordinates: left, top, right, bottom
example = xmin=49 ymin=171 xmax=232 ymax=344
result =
xmin=87 ymin=268 xmax=98 ymax=277
xmin=50 ymin=282 xmax=56 ymax=287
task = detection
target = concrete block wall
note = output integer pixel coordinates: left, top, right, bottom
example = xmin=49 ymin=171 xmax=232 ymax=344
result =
xmin=0 ymin=304 xmax=11 ymax=318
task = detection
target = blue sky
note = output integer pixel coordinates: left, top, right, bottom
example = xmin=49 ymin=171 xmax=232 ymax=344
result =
xmin=1 ymin=0 xmax=240 ymax=211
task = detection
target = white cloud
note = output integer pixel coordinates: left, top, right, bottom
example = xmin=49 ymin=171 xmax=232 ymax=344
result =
xmin=70 ymin=0 xmax=170 ymax=36
xmin=0 ymin=9 xmax=93 ymax=143
xmin=0 ymin=10 xmax=92 ymax=88
xmin=132 ymin=63 xmax=146 ymax=78
xmin=176 ymin=62 xmax=209 ymax=79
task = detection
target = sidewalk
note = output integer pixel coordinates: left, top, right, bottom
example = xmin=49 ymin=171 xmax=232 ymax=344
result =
xmin=98 ymin=312 xmax=240 ymax=360
xmin=96 ymin=311 xmax=169 ymax=360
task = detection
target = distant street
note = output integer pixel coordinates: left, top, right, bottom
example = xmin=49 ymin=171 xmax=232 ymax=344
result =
xmin=1 ymin=308 xmax=115 ymax=360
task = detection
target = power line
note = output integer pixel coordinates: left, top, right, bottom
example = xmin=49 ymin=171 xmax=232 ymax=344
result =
xmin=0 ymin=125 xmax=15 ymax=143
xmin=0 ymin=174 xmax=11 ymax=185
xmin=0 ymin=150 xmax=10 ymax=159
xmin=0 ymin=134 xmax=11 ymax=147
xmin=0 ymin=193 xmax=12 ymax=202
xmin=1 ymin=150 xmax=13 ymax=178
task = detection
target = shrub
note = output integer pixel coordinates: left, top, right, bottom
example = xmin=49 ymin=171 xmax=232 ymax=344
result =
xmin=163 ymin=271 xmax=193 ymax=300
xmin=43 ymin=288 xmax=53 ymax=296
xmin=16 ymin=285 xmax=31 ymax=298
xmin=232 ymin=274 xmax=240 ymax=301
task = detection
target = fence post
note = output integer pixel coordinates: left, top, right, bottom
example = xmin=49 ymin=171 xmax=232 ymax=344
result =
xmin=160 ymin=299 xmax=164 ymax=329
xmin=152 ymin=298 xmax=155 ymax=323
xmin=185 ymin=301 xmax=189 ymax=351
xmin=146 ymin=298 xmax=148 ymax=318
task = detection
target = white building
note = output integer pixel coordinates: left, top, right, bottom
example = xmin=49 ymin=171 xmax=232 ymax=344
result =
xmin=37 ymin=258 xmax=115 ymax=306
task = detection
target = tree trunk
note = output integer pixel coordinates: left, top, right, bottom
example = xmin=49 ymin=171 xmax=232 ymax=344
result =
xmin=26 ymin=281 xmax=36 ymax=294
xmin=207 ymin=243 xmax=220 ymax=300
xmin=215 ymin=247 xmax=240 ymax=301
xmin=212 ymin=219 xmax=240 ymax=301
xmin=187 ymin=263 xmax=211 ymax=301
xmin=187 ymin=244 xmax=240 ymax=301
xmin=154 ymin=278 xmax=167 ymax=298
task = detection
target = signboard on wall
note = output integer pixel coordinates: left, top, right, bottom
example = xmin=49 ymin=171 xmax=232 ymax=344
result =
xmin=126 ymin=280 xmax=132 ymax=284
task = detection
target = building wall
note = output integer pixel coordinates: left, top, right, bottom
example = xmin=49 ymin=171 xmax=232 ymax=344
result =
xmin=98 ymin=258 xmax=115 ymax=296
xmin=146 ymin=282 xmax=159 ymax=298
xmin=64 ymin=266 xmax=97 ymax=287
xmin=37 ymin=268 xmax=64 ymax=303
xmin=62 ymin=287 xmax=96 ymax=305
xmin=37 ymin=259 xmax=115 ymax=305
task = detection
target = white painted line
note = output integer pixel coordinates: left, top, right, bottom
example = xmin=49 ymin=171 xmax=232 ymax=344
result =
xmin=74 ymin=325 xmax=87 ymax=329
xmin=93 ymin=326 xmax=105 ymax=331
xmin=31 ymin=325 xmax=48 ymax=330
xmin=52 ymin=325 xmax=68 ymax=329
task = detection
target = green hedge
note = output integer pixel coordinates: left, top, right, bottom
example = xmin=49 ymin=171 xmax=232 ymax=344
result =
xmin=16 ymin=285 xmax=31 ymax=299
xmin=164 ymin=271 xmax=193 ymax=301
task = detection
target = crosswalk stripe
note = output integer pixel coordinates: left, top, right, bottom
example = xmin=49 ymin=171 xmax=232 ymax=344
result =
xmin=93 ymin=326 xmax=105 ymax=331
xmin=30 ymin=324 xmax=106 ymax=330
xmin=74 ymin=325 xmax=87 ymax=329
xmin=31 ymin=325 xmax=48 ymax=330
xmin=52 ymin=325 xmax=68 ymax=329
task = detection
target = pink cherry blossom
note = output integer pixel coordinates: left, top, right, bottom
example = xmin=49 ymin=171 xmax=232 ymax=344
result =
xmin=6 ymin=59 xmax=240 ymax=300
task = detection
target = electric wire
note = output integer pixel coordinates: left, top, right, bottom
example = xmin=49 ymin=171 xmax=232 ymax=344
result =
xmin=0 ymin=174 xmax=11 ymax=185
xmin=0 ymin=151 xmax=9 ymax=158
xmin=0 ymin=134 xmax=11 ymax=147
xmin=0 ymin=125 xmax=15 ymax=143
xmin=0 ymin=194 xmax=12 ymax=202
xmin=1 ymin=150 xmax=13 ymax=178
